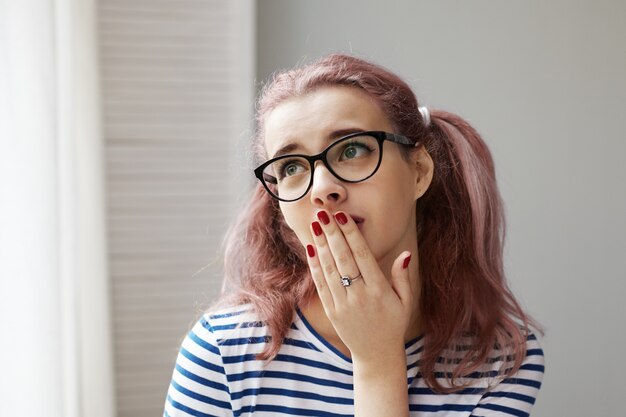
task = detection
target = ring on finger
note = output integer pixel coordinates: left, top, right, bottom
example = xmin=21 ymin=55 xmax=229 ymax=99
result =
xmin=340 ymin=273 xmax=362 ymax=287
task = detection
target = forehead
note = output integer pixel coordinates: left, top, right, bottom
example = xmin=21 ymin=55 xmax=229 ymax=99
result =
xmin=263 ymin=86 xmax=393 ymax=157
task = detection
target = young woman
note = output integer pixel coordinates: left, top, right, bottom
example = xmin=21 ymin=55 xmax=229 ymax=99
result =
xmin=164 ymin=54 xmax=545 ymax=417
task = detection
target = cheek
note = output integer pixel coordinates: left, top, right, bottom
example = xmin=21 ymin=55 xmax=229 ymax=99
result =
xmin=369 ymin=184 xmax=417 ymax=235
xmin=278 ymin=203 xmax=310 ymax=243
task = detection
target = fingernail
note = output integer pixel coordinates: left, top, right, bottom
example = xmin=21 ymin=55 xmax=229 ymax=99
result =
xmin=335 ymin=212 xmax=348 ymax=225
xmin=306 ymin=244 xmax=315 ymax=257
xmin=317 ymin=210 xmax=330 ymax=225
xmin=312 ymin=221 xmax=323 ymax=236
xmin=402 ymin=254 xmax=412 ymax=269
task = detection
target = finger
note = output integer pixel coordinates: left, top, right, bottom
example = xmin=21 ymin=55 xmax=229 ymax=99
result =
xmin=311 ymin=220 xmax=347 ymax=299
xmin=332 ymin=211 xmax=383 ymax=288
xmin=390 ymin=251 xmax=413 ymax=308
xmin=304 ymin=243 xmax=336 ymax=311
xmin=316 ymin=210 xmax=362 ymax=287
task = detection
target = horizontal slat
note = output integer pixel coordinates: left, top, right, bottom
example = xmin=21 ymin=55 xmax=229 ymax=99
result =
xmin=98 ymin=1 xmax=250 ymax=416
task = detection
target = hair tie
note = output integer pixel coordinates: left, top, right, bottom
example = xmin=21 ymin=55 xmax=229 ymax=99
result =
xmin=418 ymin=106 xmax=431 ymax=128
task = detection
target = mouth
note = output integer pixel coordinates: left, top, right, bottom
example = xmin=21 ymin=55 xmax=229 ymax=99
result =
xmin=350 ymin=214 xmax=365 ymax=227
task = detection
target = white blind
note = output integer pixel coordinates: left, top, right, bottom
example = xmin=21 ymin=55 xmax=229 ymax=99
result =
xmin=97 ymin=1 xmax=254 ymax=415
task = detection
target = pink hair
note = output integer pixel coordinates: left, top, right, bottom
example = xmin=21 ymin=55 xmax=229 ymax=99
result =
xmin=219 ymin=54 xmax=541 ymax=392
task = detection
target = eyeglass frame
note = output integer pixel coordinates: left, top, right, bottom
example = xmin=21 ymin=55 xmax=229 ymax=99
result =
xmin=253 ymin=130 xmax=418 ymax=202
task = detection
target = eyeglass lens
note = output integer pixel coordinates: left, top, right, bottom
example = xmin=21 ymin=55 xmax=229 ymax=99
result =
xmin=261 ymin=134 xmax=381 ymax=201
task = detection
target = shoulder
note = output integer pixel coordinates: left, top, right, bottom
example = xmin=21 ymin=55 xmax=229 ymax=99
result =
xmin=440 ymin=330 xmax=545 ymax=389
xmin=484 ymin=331 xmax=545 ymax=390
xmin=507 ymin=331 xmax=545 ymax=375
xmin=522 ymin=332 xmax=545 ymax=369
xmin=515 ymin=331 xmax=545 ymax=386
xmin=165 ymin=305 xmax=258 ymax=416
xmin=172 ymin=304 xmax=266 ymax=377
xmin=201 ymin=304 xmax=260 ymax=332
xmin=190 ymin=303 xmax=263 ymax=342
xmin=184 ymin=304 xmax=269 ymax=355
xmin=461 ymin=332 xmax=545 ymax=417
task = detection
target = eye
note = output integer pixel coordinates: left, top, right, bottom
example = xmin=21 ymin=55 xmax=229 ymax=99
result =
xmin=284 ymin=163 xmax=303 ymax=176
xmin=276 ymin=159 xmax=308 ymax=180
xmin=339 ymin=141 xmax=373 ymax=160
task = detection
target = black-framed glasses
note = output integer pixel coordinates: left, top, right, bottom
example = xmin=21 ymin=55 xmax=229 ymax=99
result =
xmin=253 ymin=131 xmax=416 ymax=202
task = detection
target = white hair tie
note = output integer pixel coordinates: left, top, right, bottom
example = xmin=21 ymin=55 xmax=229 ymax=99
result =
xmin=418 ymin=106 xmax=431 ymax=127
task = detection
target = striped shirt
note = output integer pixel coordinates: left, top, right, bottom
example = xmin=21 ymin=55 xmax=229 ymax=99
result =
xmin=164 ymin=305 xmax=544 ymax=417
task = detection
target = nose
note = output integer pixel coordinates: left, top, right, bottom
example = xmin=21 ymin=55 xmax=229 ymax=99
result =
xmin=309 ymin=162 xmax=347 ymax=207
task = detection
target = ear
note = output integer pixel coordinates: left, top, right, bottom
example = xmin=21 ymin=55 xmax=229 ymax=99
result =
xmin=412 ymin=147 xmax=434 ymax=200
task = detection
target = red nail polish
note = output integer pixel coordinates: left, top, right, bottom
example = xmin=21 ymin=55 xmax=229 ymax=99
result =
xmin=317 ymin=210 xmax=330 ymax=225
xmin=335 ymin=212 xmax=348 ymax=225
xmin=306 ymin=244 xmax=315 ymax=257
xmin=402 ymin=254 xmax=412 ymax=269
xmin=312 ymin=221 xmax=323 ymax=236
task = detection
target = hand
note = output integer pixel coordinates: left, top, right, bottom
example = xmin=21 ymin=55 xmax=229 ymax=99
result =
xmin=305 ymin=209 xmax=414 ymax=363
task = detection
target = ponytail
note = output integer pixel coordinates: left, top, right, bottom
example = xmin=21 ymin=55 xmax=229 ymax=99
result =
xmin=416 ymin=110 xmax=540 ymax=392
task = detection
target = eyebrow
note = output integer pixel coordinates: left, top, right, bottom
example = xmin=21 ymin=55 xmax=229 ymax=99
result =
xmin=270 ymin=128 xmax=367 ymax=159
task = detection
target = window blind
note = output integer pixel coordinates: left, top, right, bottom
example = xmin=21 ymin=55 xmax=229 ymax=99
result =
xmin=97 ymin=1 xmax=254 ymax=415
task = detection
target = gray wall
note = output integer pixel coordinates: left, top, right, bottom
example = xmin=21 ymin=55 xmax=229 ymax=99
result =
xmin=257 ymin=1 xmax=626 ymax=416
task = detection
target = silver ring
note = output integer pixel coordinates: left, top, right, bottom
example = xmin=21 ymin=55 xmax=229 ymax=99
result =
xmin=340 ymin=273 xmax=362 ymax=287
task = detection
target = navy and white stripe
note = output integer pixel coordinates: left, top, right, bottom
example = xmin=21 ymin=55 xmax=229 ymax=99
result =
xmin=164 ymin=305 xmax=544 ymax=417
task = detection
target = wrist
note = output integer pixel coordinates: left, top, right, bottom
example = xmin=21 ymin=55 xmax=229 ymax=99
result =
xmin=352 ymin=346 xmax=410 ymax=417
xmin=352 ymin=344 xmax=407 ymax=377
